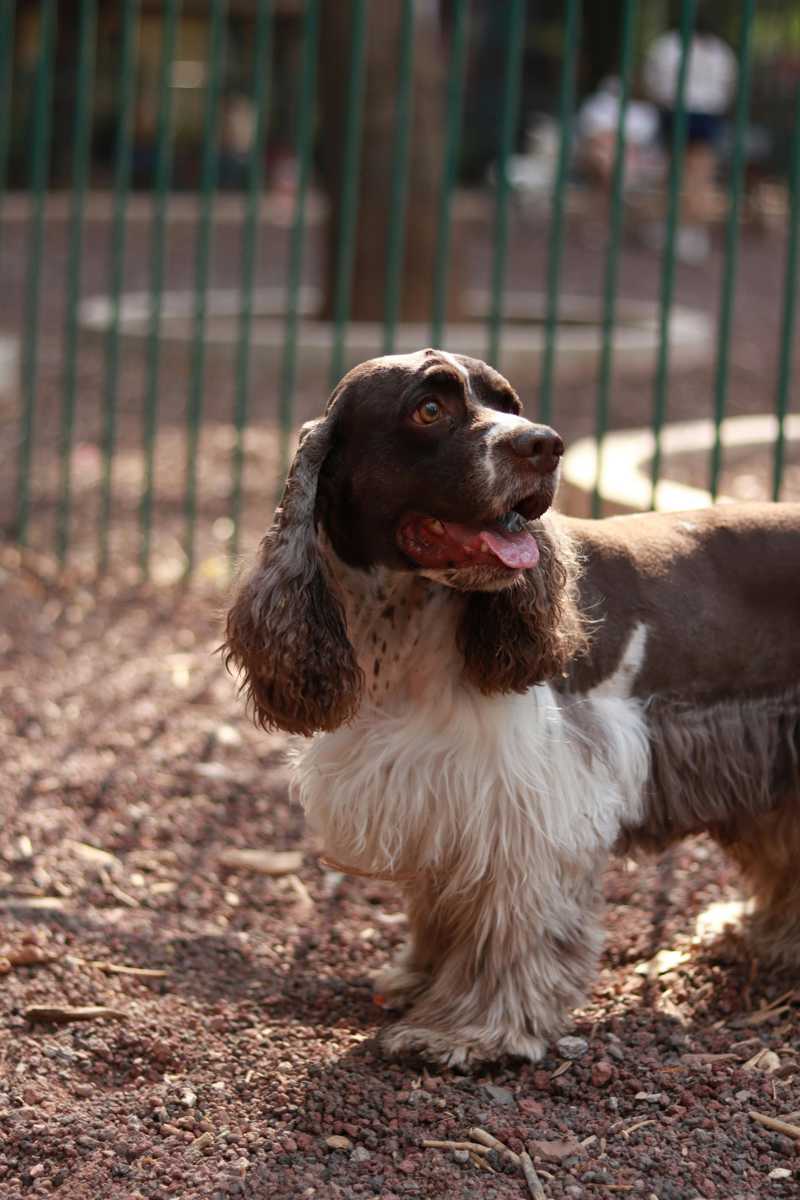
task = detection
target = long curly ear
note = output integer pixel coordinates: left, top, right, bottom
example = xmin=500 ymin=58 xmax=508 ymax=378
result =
xmin=457 ymin=521 xmax=587 ymax=693
xmin=224 ymin=417 xmax=363 ymax=735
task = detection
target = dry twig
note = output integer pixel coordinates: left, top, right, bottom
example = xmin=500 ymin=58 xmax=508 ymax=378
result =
xmin=84 ymin=960 xmax=167 ymax=979
xmin=520 ymin=1151 xmax=546 ymax=1199
xmin=24 ymin=1005 xmax=128 ymax=1024
xmin=467 ymin=1127 xmax=521 ymax=1166
xmin=748 ymin=1110 xmax=800 ymax=1139
xmin=219 ymin=848 xmax=303 ymax=876
xmin=422 ymin=1140 xmax=490 ymax=1154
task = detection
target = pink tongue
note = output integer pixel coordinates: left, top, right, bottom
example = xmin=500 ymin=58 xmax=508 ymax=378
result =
xmin=440 ymin=521 xmax=540 ymax=569
xmin=479 ymin=528 xmax=540 ymax=568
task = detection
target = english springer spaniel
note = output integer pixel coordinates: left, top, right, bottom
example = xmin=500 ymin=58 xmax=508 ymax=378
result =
xmin=225 ymin=349 xmax=800 ymax=1066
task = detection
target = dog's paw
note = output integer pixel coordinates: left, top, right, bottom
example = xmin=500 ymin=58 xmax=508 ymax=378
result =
xmin=372 ymin=961 xmax=430 ymax=1012
xmin=381 ymin=1021 xmax=547 ymax=1068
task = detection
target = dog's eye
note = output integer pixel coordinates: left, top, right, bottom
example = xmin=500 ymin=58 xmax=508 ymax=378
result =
xmin=412 ymin=398 xmax=443 ymax=425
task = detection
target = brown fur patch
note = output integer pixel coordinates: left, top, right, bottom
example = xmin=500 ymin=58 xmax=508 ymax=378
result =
xmin=622 ymin=685 xmax=800 ymax=853
xmin=458 ymin=520 xmax=588 ymax=693
xmin=223 ymin=416 xmax=364 ymax=735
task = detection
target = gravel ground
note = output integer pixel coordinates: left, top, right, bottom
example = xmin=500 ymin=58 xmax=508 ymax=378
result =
xmin=2 ymin=192 xmax=799 ymax=1199
xmin=2 ymin=546 xmax=800 ymax=1200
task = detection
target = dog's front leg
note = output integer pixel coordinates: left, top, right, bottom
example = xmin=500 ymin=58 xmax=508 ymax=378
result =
xmin=380 ymin=858 xmax=605 ymax=1067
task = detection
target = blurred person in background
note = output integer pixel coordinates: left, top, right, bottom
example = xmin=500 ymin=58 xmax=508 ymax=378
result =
xmin=644 ymin=13 xmax=737 ymax=261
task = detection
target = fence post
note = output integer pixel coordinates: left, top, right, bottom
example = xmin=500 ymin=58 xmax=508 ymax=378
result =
xmin=58 ymin=0 xmax=97 ymax=566
xmin=17 ymin=0 xmax=56 ymax=547
xmin=230 ymin=0 xmax=273 ymax=567
xmin=539 ymin=0 xmax=581 ymax=425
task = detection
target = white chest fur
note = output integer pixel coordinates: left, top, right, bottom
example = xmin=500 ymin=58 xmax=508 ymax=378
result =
xmin=294 ymin=564 xmax=651 ymax=894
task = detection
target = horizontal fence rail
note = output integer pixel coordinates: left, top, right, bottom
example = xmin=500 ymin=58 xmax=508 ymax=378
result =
xmin=0 ymin=0 xmax=796 ymax=581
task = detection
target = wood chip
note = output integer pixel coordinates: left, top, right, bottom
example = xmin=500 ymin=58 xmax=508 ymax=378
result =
xmin=325 ymin=1135 xmax=352 ymax=1151
xmin=732 ymin=990 xmax=797 ymax=1027
xmin=551 ymin=1060 xmax=573 ymax=1078
xmin=189 ymin=1131 xmax=214 ymax=1153
xmin=286 ymin=874 xmax=314 ymax=911
xmin=67 ymin=840 xmax=119 ymax=868
xmin=99 ymin=868 xmax=139 ymax=908
xmin=467 ymin=1127 xmax=520 ymax=1166
xmin=520 ymin=1151 xmax=546 ymax=1199
xmin=218 ymin=848 xmax=303 ymax=876
xmin=422 ymin=1140 xmax=490 ymax=1154
xmin=749 ymin=1110 xmax=800 ymax=1140
xmin=3 ymin=946 xmax=59 ymax=967
xmin=620 ymin=1119 xmax=656 ymax=1138
xmin=24 ymin=1005 xmax=128 ymax=1024
xmin=743 ymin=1048 xmax=781 ymax=1074
xmin=469 ymin=1150 xmax=494 ymax=1172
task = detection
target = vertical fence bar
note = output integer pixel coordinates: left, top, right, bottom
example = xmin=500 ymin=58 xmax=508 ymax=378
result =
xmin=98 ymin=0 xmax=140 ymax=574
xmin=773 ymin=85 xmax=800 ymax=502
xmin=57 ymin=0 xmax=97 ymax=565
xmin=487 ymin=0 xmax=526 ymax=369
xmin=140 ymin=0 xmax=180 ymax=579
xmin=328 ymin=0 xmax=367 ymax=387
xmin=591 ymin=0 xmax=637 ymax=519
xmin=650 ymin=0 xmax=696 ymax=509
xmin=0 ymin=0 xmax=16 ymax=250
xmin=184 ymin=0 xmax=226 ymax=576
xmin=382 ymin=0 xmax=414 ymax=355
xmin=277 ymin=0 xmax=320 ymax=489
xmin=430 ymin=0 xmax=469 ymax=348
xmin=538 ymin=0 xmax=581 ymax=425
xmin=16 ymin=0 xmax=56 ymax=546
xmin=230 ymin=0 xmax=272 ymax=566
xmin=709 ymin=0 xmax=755 ymax=500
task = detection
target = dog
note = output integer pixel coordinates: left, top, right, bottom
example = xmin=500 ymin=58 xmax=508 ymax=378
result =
xmin=225 ymin=348 xmax=800 ymax=1066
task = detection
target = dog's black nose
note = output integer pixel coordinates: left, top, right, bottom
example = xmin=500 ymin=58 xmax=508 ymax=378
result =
xmin=509 ymin=425 xmax=564 ymax=474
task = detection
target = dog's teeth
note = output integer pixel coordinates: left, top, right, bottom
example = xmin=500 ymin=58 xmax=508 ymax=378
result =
xmin=424 ymin=519 xmax=445 ymax=536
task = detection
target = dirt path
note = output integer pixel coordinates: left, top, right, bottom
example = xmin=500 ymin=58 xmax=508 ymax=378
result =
xmin=1 ymin=547 xmax=799 ymax=1199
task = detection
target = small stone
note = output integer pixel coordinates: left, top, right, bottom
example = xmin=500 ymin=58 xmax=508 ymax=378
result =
xmin=453 ymin=1150 xmax=470 ymax=1164
xmin=22 ymin=1087 xmax=45 ymax=1106
xmin=351 ymin=1147 xmax=371 ymax=1163
xmin=325 ymin=1136 xmax=352 ymax=1151
xmin=557 ymin=1036 xmax=589 ymax=1059
xmin=483 ymin=1084 xmax=515 ymax=1105
xmin=769 ymin=1168 xmax=792 ymax=1180
xmin=591 ymin=1060 xmax=614 ymax=1087
xmin=397 ymin=1157 xmax=416 ymax=1174
xmin=29 ymin=1165 xmax=45 ymax=1179
xmin=181 ymin=1089 xmax=197 ymax=1109
xmin=634 ymin=1092 xmax=668 ymax=1104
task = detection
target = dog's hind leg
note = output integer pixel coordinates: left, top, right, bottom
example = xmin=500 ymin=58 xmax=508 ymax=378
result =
xmin=721 ymin=799 xmax=800 ymax=967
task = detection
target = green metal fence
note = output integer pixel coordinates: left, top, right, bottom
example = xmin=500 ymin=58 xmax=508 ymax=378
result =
xmin=0 ymin=0 xmax=798 ymax=581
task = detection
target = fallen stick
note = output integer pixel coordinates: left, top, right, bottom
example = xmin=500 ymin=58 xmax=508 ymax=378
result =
xmin=748 ymin=1110 xmax=800 ymax=1140
xmin=24 ymin=1005 xmax=128 ymax=1024
xmin=85 ymin=960 xmax=167 ymax=979
xmin=422 ymin=1140 xmax=490 ymax=1154
xmin=467 ymin=1127 xmax=521 ymax=1166
xmin=219 ymin=848 xmax=304 ymax=876
xmin=520 ymin=1151 xmax=546 ymax=1199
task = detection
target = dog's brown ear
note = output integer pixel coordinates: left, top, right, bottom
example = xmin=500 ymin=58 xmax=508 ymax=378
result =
xmin=457 ymin=522 xmax=586 ymax=693
xmin=224 ymin=416 xmax=363 ymax=735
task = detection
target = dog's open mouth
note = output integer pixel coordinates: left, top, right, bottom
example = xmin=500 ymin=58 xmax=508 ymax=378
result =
xmin=397 ymin=496 xmax=546 ymax=571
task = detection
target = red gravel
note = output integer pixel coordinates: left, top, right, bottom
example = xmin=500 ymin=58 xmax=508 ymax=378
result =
xmin=2 ymin=194 xmax=800 ymax=1198
xmin=2 ymin=546 xmax=800 ymax=1200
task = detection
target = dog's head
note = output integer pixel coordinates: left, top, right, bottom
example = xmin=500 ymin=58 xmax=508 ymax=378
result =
xmin=225 ymin=350 xmax=581 ymax=734
xmin=316 ymin=348 xmax=563 ymax=591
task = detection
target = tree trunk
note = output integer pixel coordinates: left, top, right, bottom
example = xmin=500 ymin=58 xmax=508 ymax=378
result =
xmin=320 ymin=0 xmax=467 ymax=325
